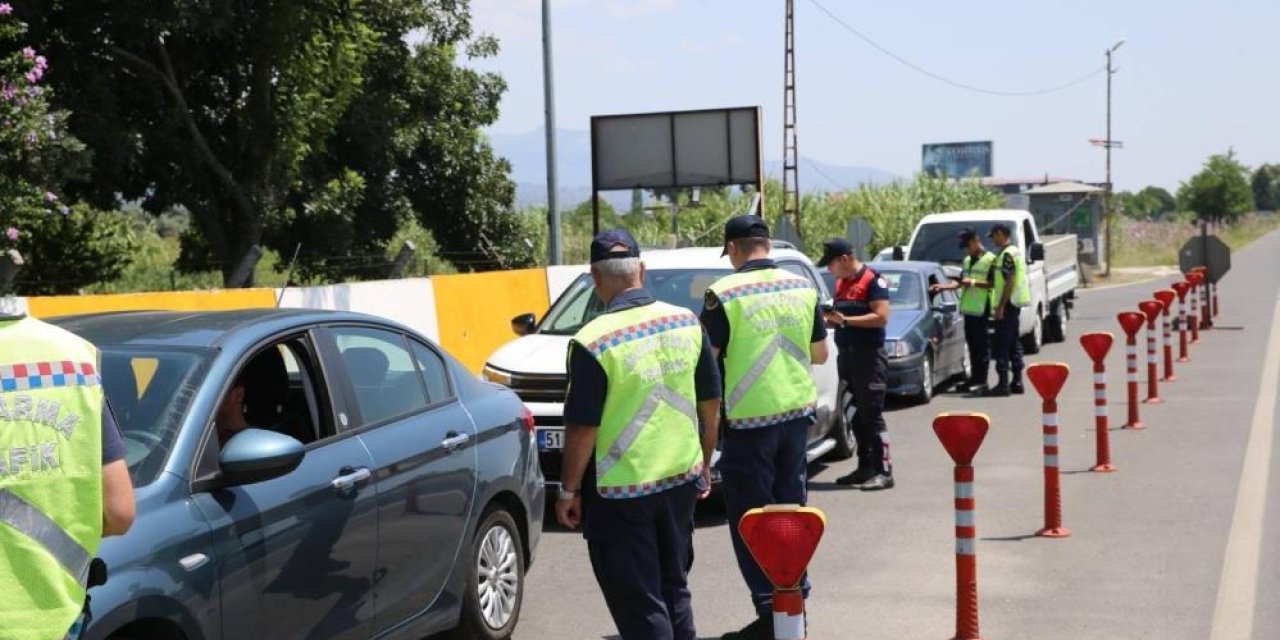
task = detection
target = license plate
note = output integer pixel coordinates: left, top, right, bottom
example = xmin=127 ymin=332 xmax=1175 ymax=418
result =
xmin=537 ymin=428 xmax=564 ymax=451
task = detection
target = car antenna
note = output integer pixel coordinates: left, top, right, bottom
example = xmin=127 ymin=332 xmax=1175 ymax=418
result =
xmin=276 ymin=243 xmax=302 ymax=308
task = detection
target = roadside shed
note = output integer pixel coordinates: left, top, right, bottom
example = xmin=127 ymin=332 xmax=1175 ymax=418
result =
xmin=1024 ymin=181 xmax=1105 ymax=267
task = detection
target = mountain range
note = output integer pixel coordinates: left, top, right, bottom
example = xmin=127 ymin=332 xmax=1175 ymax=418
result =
xmin=488 ymin=128 xmax=899 ymax=209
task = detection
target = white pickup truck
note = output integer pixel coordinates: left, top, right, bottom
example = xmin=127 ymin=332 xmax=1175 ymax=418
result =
xmin=900 ymin=209 xmax=1080 ymax=353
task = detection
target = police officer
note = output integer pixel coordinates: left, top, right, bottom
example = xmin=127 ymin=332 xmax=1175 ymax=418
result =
xmin=701 ymin=215 xmax=829 ymax=640
xmin=930 ymin=228 xmax=996 ymax=393
xmin=557 ymin=230 xmax=722 ymax=640
xmin=986 ymin=223 xmax=1030 ymax=396
xmin=818 ymin=239 xmax=894 ymax=491
xmin=0 ymin=304 xmax=136 ymax=640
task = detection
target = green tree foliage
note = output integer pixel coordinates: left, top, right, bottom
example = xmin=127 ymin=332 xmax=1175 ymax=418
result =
xmin=1115 ymin=185 xmax=1177 ymax=219
xmin=1176 ymin=150 xmax=1255 ymax=223
xmin=1 ymin=5 xmax=135 ymax=295
xmin=1251 ymin=164 xmax=1280 ymax=212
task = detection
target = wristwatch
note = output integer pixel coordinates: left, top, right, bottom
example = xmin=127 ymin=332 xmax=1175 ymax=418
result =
xmin=557 ymin=487 xmax=578 ymax=501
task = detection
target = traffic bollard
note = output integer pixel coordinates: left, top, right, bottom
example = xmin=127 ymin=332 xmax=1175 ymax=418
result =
xmin=1171 ymin=282 xmax=1191 ymax=362
xmin=1192 ymin=267 xmax=1211 ymax=330
xmin=933 ymin=412 xmax=991 ymax=640
xmin=1027 ymin=362 xmax=1072 ymax=538
xmin=1080 ymin=332 xmax=1117 ymax=472
xmin=1153 ymin=289 xmax=1177 ymax=382
xmin=1116 ymin=312 xmax=1148 ymax=429
xmin=1138 ymin=300 xmax=1165 ymax=404
xmin=1186 ymin=272 xmax=1203 ymax=343
xmin=737 ymin=506 xmax=826 ymax=640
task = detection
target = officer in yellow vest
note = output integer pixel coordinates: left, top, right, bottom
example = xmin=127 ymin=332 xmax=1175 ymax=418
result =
xmin=930 ymin=228 xmax=996 ymax=393
xmin=557 ymin=230 xmax=722 ymax=640
xmin=0 ymin=307 xmax=136 ymax=640
xmin=986 ymin=223 xmax=1031 ymax=396
xmin=701 ymin=216 xmax=829 ymax=640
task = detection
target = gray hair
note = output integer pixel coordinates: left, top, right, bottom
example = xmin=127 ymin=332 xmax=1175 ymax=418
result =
xmin=592 ymin=257 xmax=643 ymax=285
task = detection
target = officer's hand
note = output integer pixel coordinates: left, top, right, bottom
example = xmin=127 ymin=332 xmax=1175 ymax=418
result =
xmin=994 ymin=306 xmax=1004 ymax=321
xmin=556 ymin=496 xmax=583 ymax=529
xmin=961 ymin=278 xmax=975 ymax=288
xmin=697 ymin=467 xmax=713 ymax=500
xmin=928 ymin=283 xmax=942 ymax=293
xmin=823 ymin=310 xmax=844 ymax=328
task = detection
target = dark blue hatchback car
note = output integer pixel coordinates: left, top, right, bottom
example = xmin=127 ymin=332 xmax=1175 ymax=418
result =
xmin=51 ymin=309 xmax=543 ymax=640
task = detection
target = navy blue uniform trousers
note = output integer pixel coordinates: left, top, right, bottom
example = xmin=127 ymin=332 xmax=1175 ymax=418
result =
xmin=584 ymin=481 xmax=700 ymax=640
xmin=720 ymin=417 xmax=811 ymax=617
xmin=963 ymin=313 xmax=990 ymax=387
xmin=992 ymin=305 xmax=1024 ymax=385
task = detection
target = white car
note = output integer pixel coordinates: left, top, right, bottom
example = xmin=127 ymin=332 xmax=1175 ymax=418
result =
xmin=482 ymin=243 xmax=853 ymax=487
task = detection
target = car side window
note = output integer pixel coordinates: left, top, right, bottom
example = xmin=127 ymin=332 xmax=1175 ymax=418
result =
xmin=332 ymin=327 xmax=429 ymax=429
xmin=1023 ymin=219 xmax=1036 ymax=245
xmin=410 ymin=340 xmax=454 ymax=405
xmin=779 ymin=261 xmax=824 ymax=295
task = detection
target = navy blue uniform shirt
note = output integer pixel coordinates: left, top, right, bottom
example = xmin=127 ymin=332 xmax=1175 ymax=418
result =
xmin=563 ymin=288 xmax=722 ymax=427
xmin=103 ymin=401 xmax=127 ymax=464
xmin=833 ymin=264 xmax=890 ymax=350
xmin=699 ymin=258 xmax=828 ymax=351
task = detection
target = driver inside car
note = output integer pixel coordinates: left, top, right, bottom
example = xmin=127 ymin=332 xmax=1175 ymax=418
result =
xmin=214 ymin=377 xmax=258 ymax=446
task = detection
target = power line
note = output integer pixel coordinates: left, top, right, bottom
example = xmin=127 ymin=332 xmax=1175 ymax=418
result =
xmin=807 ymin=0 xmax=1106 ymax=97
xmin=805 ymin=158 xmax=846 ymax=190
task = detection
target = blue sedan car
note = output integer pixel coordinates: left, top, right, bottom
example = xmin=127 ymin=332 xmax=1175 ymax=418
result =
xmin=51 ymin=309 xmax=543 ymax=640
xmin=822 ymin=261 xmax=969 ymax=403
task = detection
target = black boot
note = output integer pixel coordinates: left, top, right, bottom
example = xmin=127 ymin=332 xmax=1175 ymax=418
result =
xmin=836 ymin=464 xmax=877 ymax=487
xmin=1010 ymin=380 xmax=1025 ymax=395
xmin=983 ymin=384 xmax=1010 ymax=397
xmin=722 ymin=617 xmax=773 ymax=640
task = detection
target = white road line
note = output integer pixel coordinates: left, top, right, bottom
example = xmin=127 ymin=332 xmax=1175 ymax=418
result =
xmin=1210 ymin=294 xmax=1280 ymax=640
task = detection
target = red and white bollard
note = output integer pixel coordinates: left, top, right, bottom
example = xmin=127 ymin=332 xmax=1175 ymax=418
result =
xmin=1171 ymin=282 xmax=1191 ymax=362
xmin=1027 ymin=362 xmax=1072 ymax=538
xmin=1153 ymin=289 xmax=1177 ymax=382
xmin=1116 ymin=312 xmax=1147 ymax=430
xmin=1138 ymin=300 xmax=1165 ymax=404
xmin=737 ymin=506 xmax=826 ymax=640
xmin=1080 ymin=332 xmax=1117 ymax=472
xmin=1186 ymin=272 xmax=1203 ymax=343
xmin=933 ymin=412 xmax=991 ymax=640
xmin=1193 ymin=267 xmax=1212 ymax=330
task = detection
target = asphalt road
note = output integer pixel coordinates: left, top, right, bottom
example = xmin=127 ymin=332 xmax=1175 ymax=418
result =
xmin=512 ymin=228 xmax=1280 ymax=640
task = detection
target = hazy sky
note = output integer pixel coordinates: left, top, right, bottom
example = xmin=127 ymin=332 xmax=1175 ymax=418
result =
xmin=467 ymin=0 xmax=1279 ymax=192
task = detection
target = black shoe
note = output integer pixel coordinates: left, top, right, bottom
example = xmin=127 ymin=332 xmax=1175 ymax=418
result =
xmin=1010 ymin=382 xmax=1025 ymax=395
xmin=722 ymin=617 xmax=773 ymax=640
xmin=836 ymin=466 xmax=877 ymax=487
xmin=983 ymin=385 xmax=1010 ymax=397
xmin=860 ymin=474 xmax=895 ymax=491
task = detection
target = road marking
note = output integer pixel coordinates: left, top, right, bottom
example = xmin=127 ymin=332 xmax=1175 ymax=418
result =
xmin=1209 ymin=294 xmax=1280 ymax=640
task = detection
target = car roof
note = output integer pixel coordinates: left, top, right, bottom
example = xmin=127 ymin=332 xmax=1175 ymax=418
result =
xmin=631 ymin=246 xmax=814 ymax=270
xmin=916 ymin=209 xmax=1030 ymax=224
xmin=867 ymin=260 xmax=945 ymax=274
xmin=47 ymin=308 xmax=390 ymax=349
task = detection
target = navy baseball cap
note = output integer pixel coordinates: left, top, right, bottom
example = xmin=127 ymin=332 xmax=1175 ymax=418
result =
xmin=956 ymin=227 xmax=978 ymax=248
xmin=590 ymin=229 xmax=641 ymax=263
xmin=721 ymin=215 xmax=771 ymax=255
xmin=987 ymin=223 xmax=1012 ymax=238
xmin=816 ymin=238 xmax=854 ymax=268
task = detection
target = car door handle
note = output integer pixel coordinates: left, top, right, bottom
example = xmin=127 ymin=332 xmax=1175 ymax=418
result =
xmin=331 ymin=467 xmax=372 ymax=492
xmin=442 ymin=432 xmax=471 ymax=451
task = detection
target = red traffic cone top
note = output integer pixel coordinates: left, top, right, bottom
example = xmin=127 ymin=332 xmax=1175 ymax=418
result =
xmin=1080 ymin=331 xmax=1114 ymax=363
xmin=1171 ymin=281 xmax=1191 ymax=301
xmin=1027 ymin=362 xmax=1071 ymax=401
xmin=932 ymin=412 xmax=990 ymax=466
xmin=1139 ymin=300 xmax=1164 ymax=325
xmin=1153 ymin=289 xmax=1176 ymax=311
xmin=1117 ymin=311 xmax=1146 ymax=337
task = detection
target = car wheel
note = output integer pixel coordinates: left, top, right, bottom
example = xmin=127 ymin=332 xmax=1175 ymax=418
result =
xmin=455 ymin=507 xmax=525 ymax=640
xmin=1043 ymin=301 xmax=1067 ymax=343
xmin=1022 ymin=311 xmax=1043 ymax=354
xmin=914 ymin=352 xmax=934 ymax=404
xmin=827 ymin=382 xmax=856 ymax=460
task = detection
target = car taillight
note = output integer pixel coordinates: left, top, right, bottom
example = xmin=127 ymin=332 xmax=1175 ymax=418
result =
xmin=520 ymin=405 xmax=535 ymax=434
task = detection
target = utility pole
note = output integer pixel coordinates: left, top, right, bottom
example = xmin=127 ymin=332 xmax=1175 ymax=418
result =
xmin=1102 ymin=39 xmax=1125 ymax=277
xmin=782 ymin=0 xmax=801 ymax=236
xmin=542 ymin=0 xmax=562 ymax=265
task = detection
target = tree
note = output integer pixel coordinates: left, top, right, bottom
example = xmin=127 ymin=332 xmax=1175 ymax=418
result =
xmin=1177 ymin=150 xmax=1254 ymax=223
xmin=1115 ymin=185 xmax=1177 ymax=219
xmin=1 ymin=5 xmax=135 ymax=295
xmin=1251 ymin=164 xmax=1280 ymax=212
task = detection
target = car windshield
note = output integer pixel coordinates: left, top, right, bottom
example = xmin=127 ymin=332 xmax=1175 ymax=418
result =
xmin=100 ymin=347 xmax=211 ymax=487
xmin=539 ymin=268 xmax=732 ymax=335
xmin=820 ymin=270 xmax=924 ymax=311
xmin=908 ymin=221 xmax=1020 ymax=264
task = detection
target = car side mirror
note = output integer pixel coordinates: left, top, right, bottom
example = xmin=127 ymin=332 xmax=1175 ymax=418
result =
xmin=1029 ymin=242 xmax=1045 ymax=263
xmin=511 ymin=313 xmax=537 ymax=337
xmin=220 ymin=429 xmax=305 ymax=486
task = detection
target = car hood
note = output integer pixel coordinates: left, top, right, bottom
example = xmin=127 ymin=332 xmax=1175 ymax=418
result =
xmin=486 ymin=333 xmax=571 ymax=376
xmin=885 ymin=309 xmax=925 ymax=340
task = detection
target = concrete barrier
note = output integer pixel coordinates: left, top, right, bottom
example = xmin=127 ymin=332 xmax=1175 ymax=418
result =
xmin=277 ymin=278 xmax=440 ymax=343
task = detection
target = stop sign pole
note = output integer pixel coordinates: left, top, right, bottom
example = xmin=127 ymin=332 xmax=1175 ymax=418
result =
xmin=738 ymin=506 xmax=827 ymax=640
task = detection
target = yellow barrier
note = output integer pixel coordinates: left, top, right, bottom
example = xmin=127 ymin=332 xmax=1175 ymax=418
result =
xmin=26 ymin=289 xmax=277 ymax=318
xmin=432 ymin=269 xmax=551 ymax=373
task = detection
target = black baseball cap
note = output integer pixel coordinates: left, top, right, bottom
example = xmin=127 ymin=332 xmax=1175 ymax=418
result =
xmin=816 ymin=238 xmax=854 ymax=268
xmin=721 ymin=215 xmax=771 ymax=255
xmin=590 ymin=229 xmax=641 ymax=263
xmin=956 ymin=227 xmax=978 ymax=248
xmin=987 ymin=223 xmax=1012 ymax=238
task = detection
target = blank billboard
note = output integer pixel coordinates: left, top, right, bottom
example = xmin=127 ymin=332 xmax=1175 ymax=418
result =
xmin=591 ymin=107 xmax=762 ymax=191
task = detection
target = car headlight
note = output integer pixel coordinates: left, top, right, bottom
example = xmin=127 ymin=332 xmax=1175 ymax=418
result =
xmin=886 ymin=340 xmax=914 ymax=358
xmin=482 ymin=364 xmax=512 ymax=386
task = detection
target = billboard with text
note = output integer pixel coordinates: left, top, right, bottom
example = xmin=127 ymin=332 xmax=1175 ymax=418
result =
xmin=922 ymin=141 xmax=993 ymax=178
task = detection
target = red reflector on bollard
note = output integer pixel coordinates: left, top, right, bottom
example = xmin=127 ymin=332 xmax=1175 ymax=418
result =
xmin=1171 ymin=281 xmax=1190 ymax=301
xmin=738 ymin=506 xmax=827 ymax=590
xmin=1153 ymin=289 xmax=1175 ymax=311
xmin=1139 ymin=300 xmax=1163 ymax=323
xmin=1079 ymin=331 xmax=1114 ymax=364
xmin=1027 ymin=362 xmax=1070 ymax=401
xmin=933 ymin=412 xmax=990 ymax=466
xmin=1117 ymin=312 xmax=1145 ymax=337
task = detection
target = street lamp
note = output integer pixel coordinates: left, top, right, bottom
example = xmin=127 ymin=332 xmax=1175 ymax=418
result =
xmin=1102 ymin=38 xmax=1125 ymax=277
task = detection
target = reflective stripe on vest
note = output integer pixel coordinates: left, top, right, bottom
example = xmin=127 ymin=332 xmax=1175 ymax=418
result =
xmin=0 ymin=488 xmax=92 ymax=580
xmin=572 ymin=301 xmax=704 ymax=499
xmin=994 ymin=245 xmax=1032 ymax=308
xmin=709 ymin=269 xmax=818 ymax=429
xmin=959 ymin=252 xmax=996 ymax=316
